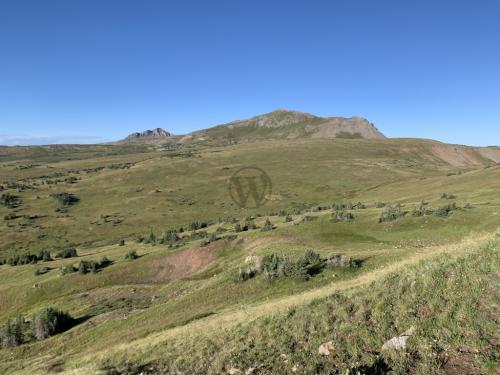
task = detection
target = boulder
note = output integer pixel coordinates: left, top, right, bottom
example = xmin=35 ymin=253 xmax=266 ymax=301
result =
xmin=382 ymin=327 xmax=415 ymax=350
xmin=318 ymin=341 xmax=335 ymax=356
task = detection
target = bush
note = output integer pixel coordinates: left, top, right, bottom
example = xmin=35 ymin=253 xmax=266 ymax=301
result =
xmin=118 ymin=239 xmax=125 ymax=246
xmin=379 ymin=204 xmax=405 ymax=223
xmin=32 ymin=308 xmax=75 ymax=341
xmin=331 ymin=210 xmax=355 ymax=222
xmin=188 ymin=221 xmax=208 ymax=231
xmin=352 ymin=202 xmax=366 ymax=209
xmin=254 ymin=250 xmax=327 ymax=283
xmin=412 ymin=201 xmax=434 ymax=217
xmin=0 ymin=308 xmax=75 ymax=347
xmin=0 ymin=317 xmax=27 ymax=348
xmin=441 ymin=193 xmax=456 ymax=200
xmin=434 ymin=203 xmax=458 ymax=217
xmin=245 ymin=219 xmax=257 ymax=230
xmin=164 ymin=229 xmax=179 ymax=244
xmin=261 ymin=218 xmax=274 ymax=232
xmin=374 ymin=201 xmax=386 ymax=208
xmin=76 ymin=257 xmax=111 ymax=274
xmin=56 ymin=248 xmax=78 ymax=259
xmin=326 ymin=255 xmax=362 ymax=268
xmin=332 ymin=202 xmax=353 ymax=211
xmin=0 ymin=193 xmax=21 ymax=208
xmin=125 ymin=250 xmax=139 ymax=260
xmin=4 ymin=212 xmax=18 ymax=220
xmin=34 ymin=267 xmax=50 ymax=276
xmin=51 ymin=192 xmax=79 ymax=206
xmin=284 ymin=214 xmax=293 ymax=223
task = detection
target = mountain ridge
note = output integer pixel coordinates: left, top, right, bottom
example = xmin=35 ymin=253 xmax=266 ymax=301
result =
xmin=120 ymin=109 xmax=385 ymax=144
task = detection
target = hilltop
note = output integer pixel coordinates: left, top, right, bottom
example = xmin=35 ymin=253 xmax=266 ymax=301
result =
xmin=119 ymin=110 xmax=385 ymax=145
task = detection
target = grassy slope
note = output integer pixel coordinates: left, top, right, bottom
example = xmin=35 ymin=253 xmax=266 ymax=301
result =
xmin=0 ymin=138 xmax=498 ymax=374
xmin=0 ymin=138 xmax=496 ymax=254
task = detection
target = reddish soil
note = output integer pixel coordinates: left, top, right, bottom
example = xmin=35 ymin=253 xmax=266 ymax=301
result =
xmin=150 ymin=244 xmax=216 ymax=282
xmin=437 ymin=345 xmax=485 ymax=375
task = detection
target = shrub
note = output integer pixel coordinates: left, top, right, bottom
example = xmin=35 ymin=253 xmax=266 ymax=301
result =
xmin=412 ymin=201 xmax=434 ymax=217
xmin=326 ymin=255 xmax=362 ymax=268
xmin=245 ymin=219 xmax=257 ymax=230
xmin=32 ymin=308 xmax=75 ymax=340
xmin=434 ymin=203 xmax=458 ymax=217
xmin=0 ymin=193 xmax=21 ymax=208
xmin=261 ymin=218 xmax=274 ymax=232
xmin=352 ymin=202 xmax=366 ymax=209
xmin=1 ymin=308 xmax=75 ymax=347
xmin=125 ymin=250 xmax=139 ymax=260
xmin=164 ymin=229 xmax=179 ymax=244
xmin=234 ymin=223 xmax=243 ymax=232
xmin=332 ymin=202 xmax=353 ymax=211
xmin=34 ymin=267 xmax=50 ymax=276
xmin=379 ymin=204 xmax=405 ymax=223
xmin=331 ymin=210 xmax=354 ymax=222
xmin=76 ymin=257 xmax=111 ymax=274
xmin=188 ymin=231 xmax=208 ymax=240
xmin=51 ymin=192 xmax=79 ymax=206
xmin=4 ymin=250 xmax=52 ymax=266
xmin=188 ymin=221 xmax=208 ymax=231
xmin=374 ymin=201 xmax=386 ymax=208
xmin=4 ymin=212 xmax=18 ymax=220
xmin=284 ymin=214 xmax=293 ymax=223
xmin=38 ymin=250 xmax=52 ymax=262
xmin=60 ymin=265 xmax=77 ymax=275
xmin=234 ymin=268 xmax=257 ymax=283
xmin=0 ymin=317 xmax=27 ymax=348
xmin=441 ymin=193 xmax=456 ymax=200
xmin=56 ymin=248 xmax=78 ymax=259
xmin=118 ymin=239 xmax=125 ymax=246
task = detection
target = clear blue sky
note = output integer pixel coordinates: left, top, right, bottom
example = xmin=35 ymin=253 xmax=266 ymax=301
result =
xmin=0 ymin=0 xmax=499 ymax=146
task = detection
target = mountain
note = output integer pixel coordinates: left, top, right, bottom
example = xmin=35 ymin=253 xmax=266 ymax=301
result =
xmin=182 ymin=110 xmax=386 ymax=144
xmin=123 ymin=128 xmax=176 ymax=142
xmin=120 ymin=110 xmax=385 ymax=145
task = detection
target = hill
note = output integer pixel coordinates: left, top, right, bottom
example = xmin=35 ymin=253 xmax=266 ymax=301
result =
xmin=0 ymin=136 xmax=498 ymax=374
xmin=118 ymin=110 xmax=385 ymax=145
xmin=183 ymin=110 xmax=386 ymax=144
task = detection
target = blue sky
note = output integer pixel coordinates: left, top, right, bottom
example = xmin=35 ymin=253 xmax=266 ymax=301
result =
xmin=0 ymin=0 xmax=499 ymax=146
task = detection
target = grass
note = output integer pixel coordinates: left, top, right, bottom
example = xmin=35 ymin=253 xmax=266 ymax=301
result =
xmin=0 ymin=138 xmax=499 ymax=374
xmin=74 ymin=233 xmax=500 ymax=374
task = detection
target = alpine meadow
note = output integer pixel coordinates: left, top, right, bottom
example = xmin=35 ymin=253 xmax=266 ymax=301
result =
xmin=0 ymin=2 xmax=499 ymax=375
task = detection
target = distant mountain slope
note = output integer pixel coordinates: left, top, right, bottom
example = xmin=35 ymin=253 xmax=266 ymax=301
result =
xmin=122 ymin=128 xmax=178 ymax=143
xmin=182 ymin=110 xmax=386 ymax=144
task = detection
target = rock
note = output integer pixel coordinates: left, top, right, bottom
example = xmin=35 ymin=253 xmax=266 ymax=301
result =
xmin=228 ymin=368 xmax=241 ymax=375
xmin=318 ymin=341 xmax=335 ymax=356
xmin=278 ymin=354 xmax=288 ymax=363
xmin=245 ymin=368 xmax=255 ymax=375
xmin=291 ymin=365 xmax=299 ymax=373
xmin=382 ymin=327 xmax=415 ymax=350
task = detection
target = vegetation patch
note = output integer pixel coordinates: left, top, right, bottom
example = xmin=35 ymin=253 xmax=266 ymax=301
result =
xmin=50 ymin=192 xmax=80 ymax=206
xmin=379 ymin=204 xmax=405 ymax=223
xmin=1 ymin=308 xmax=76 ymax=348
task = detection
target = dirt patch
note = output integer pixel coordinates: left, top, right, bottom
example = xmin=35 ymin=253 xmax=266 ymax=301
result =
xmin=431 ymin=145 xmax=484 ymax=167
xmin=437 ymin=345 xmax=484 ymax=375
xmin=477 ymin=147 xmax=500 ymax=163
xmin=150 ymin=244 xmax=216 ymax=282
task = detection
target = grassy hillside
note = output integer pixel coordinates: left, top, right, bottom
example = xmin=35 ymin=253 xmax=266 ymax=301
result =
xmin=0 ymin=138 xmax=498 ymax=374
